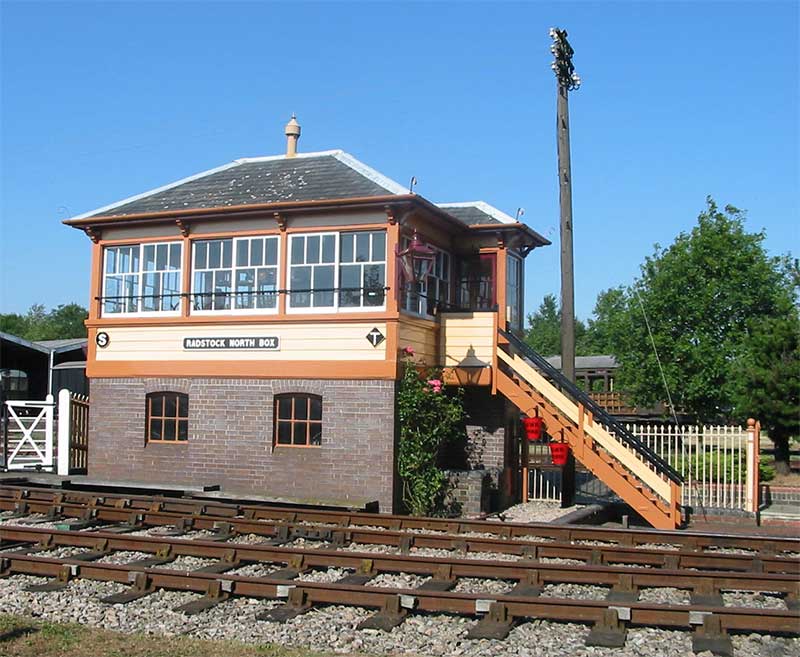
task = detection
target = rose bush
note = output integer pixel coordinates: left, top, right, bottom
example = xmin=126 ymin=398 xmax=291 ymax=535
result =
xmin=396 ymin=348 xmax=465 ymax=516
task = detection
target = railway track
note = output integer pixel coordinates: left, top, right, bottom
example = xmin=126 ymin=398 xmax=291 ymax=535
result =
xmin=2 ymin=485 xmax=799 ymax=564
xmin=0 ymin=524 xmax=798 ymax=653
xmin=0 ymin=486 xmax=799 ymax=655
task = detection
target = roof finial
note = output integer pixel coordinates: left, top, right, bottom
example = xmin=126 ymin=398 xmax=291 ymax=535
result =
xmin=285 ymin=114 xmax=301 ymax=158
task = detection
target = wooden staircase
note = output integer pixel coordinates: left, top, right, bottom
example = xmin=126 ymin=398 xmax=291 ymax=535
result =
xmin=496 ymin=331 xmax=682 ymax=530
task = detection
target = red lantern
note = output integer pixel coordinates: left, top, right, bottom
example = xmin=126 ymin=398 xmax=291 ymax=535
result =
xmin=549 ymin=443 xmax=570 ymax=466
xmin=522 ymin=417 xmax=543 ymax=441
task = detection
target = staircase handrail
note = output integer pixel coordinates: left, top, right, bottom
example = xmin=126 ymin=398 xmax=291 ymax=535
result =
xmin=498 ymin=328 xmax=683 ymax=485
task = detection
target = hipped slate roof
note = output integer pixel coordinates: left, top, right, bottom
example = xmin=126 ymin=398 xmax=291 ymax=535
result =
xmin=69 ymin=151 xmax=518 ymax=230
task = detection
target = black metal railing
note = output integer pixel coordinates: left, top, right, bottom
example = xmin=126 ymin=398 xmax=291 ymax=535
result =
xmin=96 ymin=287 xmax=391 ymax=311
xmin=499 ymin=328 xmax=683 ymax=485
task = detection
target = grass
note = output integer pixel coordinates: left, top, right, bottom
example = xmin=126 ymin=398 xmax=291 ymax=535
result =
xmin=0 ymin=614 xmax=379 ymax=657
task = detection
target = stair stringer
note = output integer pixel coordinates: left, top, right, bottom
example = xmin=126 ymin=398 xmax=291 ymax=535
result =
xmin=496 ymin=370 xmax=679 ymax=530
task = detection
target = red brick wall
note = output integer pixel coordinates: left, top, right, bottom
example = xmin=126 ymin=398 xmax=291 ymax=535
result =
xmin=88 ymin=377 xmax=397 ymax=512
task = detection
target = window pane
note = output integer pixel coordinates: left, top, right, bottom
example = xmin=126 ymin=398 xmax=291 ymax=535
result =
xmin=163 ymin=419 xmax=176 ymax=441
xmin=169 ymin=243 xmax=181 ymax=270
xmin=164 ymin=394 xmax=177 ymax=418
xmin=295 ymin=396 xmax=308 ymax=420
xmin=221 ymin=240 xmax=231 ymax=268
xmin=364 ymin=264 xmax=385 ymax=306
xmin=194 ymin=271 xmax=212 ymax=310
xmin=306 ymin=235 xmax=320 ymax=264
xmin=236 ymin=269 xmax=255 ymax=308
xmin=290 ymin=267 xmax=311 ymax=307
xmin=310 ymin=396 xmax=322 ymax=421
xmin=356 ymin=233 xmax=370 ymax=262
xmin=309 ymin=423 xmax=322 ymax=446
xmin=291 ymin=237 xmax=305 ymax=264
xmin=277 ymin=421 xmax=291 ymax=444
xmin=106 ymin=248 xmax=116 ymax=274
xmin=322 ymin=235 xmax=335 ymax=263
xmin=292 ymin=422 xmax=307 ymax=445
xmin=178 ymin=394 xmax=188 ymax=418
xmin=142 ymin=273 xmax=160 ymax=312
xmin=236 ymin=240 xmax=249 ymax=267
xmin=163 ymin=272 xmax=181 ymax=311
xmin=124 ymin=275 xmax=139 ymax=313
xmin=151 ymin=394 xmax=164 ymax=417
xmin=214 ymin=270 xmax=231 ymax=310
xmin=340 ymin=265 xmax=361 ymax=307
xmin=340 ymin=234 xmax=354 ymax=263
xmin=251 ymin=239 xmax=263 ymax=266
xmin=278 ymin=397 xmax=292 ymax=419
xmin=104 ymin=276 xmax=121 ymax=314
xmin=256 ymin=268 xmax=277 ymax=308
xmin=313 ymin=265 xmax=334 ymax=307
xmin=209 ymin=241 xmax=221 ymax=269
xmin=371 ymin=232 xmax=386 ymax=261
xmin=178 ymin=420 xmax=188 ymax=441
xmin=264 ymin=238 xmax=278 ymax=266
xmin=195 ymin=242 xmax=207 ymax=269
xmin=144 ymin=245 xmax=156 ymax=271
xmin=150 ymin=419 xmax=162 ymax=441
xmin=156 ymin=244 xmax=168 ymax=270
xmin=130 ymin=247 xmax=140 ymax=273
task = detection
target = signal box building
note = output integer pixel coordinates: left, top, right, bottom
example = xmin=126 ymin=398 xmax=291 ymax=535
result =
xmin=65 ymin=119 xmax=682 ymax=528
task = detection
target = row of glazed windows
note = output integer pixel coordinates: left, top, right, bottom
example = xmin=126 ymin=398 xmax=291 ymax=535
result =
xmin=146 ymin=391 xmax=322 ymax=447
xmin=102 ymin=230 xmax=451 ymax=318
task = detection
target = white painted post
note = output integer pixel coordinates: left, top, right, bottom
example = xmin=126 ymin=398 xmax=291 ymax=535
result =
xmin=43 ymin=394 xmax=54 ymax=470
xmin=57 ymin=389 xmax=71 ymax=475
xmin=745 ymin=418 xmax=759 ymax=513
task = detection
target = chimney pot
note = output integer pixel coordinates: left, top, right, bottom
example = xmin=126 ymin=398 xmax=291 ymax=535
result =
xmin=285 ymin=114 xmax=301 ymax=157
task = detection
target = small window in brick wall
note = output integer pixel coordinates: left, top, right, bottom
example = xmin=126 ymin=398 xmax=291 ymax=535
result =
xmin=146 ymin=392 xmax=189 ymax=443
xmin=274 ymin=394 xmax=322 ymax=447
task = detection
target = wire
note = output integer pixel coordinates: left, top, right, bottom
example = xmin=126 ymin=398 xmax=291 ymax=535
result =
xmin=632 ymin=285 xmax=706 ymax=522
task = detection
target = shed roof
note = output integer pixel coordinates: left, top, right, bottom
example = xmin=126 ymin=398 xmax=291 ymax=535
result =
xmin=545 ymin=355 xmax=619 ymax=370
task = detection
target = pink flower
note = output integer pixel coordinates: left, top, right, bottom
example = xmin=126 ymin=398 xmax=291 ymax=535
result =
xmin=402 ymin=346 xmax=415 ymax=356
xmin=427 ymin=379 xmax=443 ymax=393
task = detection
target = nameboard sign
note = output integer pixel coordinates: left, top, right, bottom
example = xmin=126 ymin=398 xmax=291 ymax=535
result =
xmin=183 ymin=337 xmax=280 ymax=350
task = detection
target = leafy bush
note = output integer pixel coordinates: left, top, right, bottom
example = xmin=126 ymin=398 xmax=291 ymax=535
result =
xmin=396 ymin=349 xmax=465 ymax=516
xmin=672 ymin=450 xmax=774 ymax=483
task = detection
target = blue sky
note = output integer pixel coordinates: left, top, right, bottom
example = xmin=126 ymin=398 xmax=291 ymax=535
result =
xmin=1 ymin=1 xmax=797 ymax=320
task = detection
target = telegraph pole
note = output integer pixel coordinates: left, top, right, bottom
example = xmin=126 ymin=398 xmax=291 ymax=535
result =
xmin=550 ymin=27 xmax=580 ymax=507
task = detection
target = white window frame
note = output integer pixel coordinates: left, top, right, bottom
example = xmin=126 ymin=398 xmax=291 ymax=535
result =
xmin=101 ymin=242 xmax=183 ymax=317
xmin=287 ymin=230 xmax=387 ymax=314
xmin=337 ymin=230 xmax=388 ymax=310
xmin=191 ymin=236 xmax=280 ymax=315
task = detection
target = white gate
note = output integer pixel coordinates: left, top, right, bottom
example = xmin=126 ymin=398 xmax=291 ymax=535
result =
xmin=2 ymin=395 xmax=55 ymax=471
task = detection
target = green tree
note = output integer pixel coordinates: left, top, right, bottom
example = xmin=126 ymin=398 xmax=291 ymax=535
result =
xmin=582 ymin=287 xmax=627 ymax=355
xmin=594 ymin=198 xmax=798 ymax=472
xmin=0 ymin=303 xmax=88 ymax=341
xmin=524 ymin=293 xmax=589 ymax=356
xmin=731 ymin=293 xmax=799 ymax=474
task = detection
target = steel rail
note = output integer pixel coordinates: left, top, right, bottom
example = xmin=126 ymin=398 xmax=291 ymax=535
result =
xmin=1 ymin=550 xmax=797 ymax=636
xmin=2 ymin=526 xmax=798 ymax=599
xmin=2 ymin=485 xmax=798 ymax=554
xmin=1 ymin=499 xmax=797 ymax=574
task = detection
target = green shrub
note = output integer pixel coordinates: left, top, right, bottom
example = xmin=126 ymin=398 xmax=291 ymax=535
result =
xmin=396 ymin=349 xmax=465 ymax=516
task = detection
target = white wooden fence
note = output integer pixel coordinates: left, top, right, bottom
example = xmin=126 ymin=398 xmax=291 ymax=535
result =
xmin=527 ymin=421 xmax=760 ymax=513
xmin=2 ymin=390 xmax=90 ymax=474
xmin=2 ymin=396 xmax=55 ymax=470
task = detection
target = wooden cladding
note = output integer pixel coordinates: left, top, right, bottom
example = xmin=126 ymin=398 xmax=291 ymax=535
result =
xmin=439 ymin=312 xmax=495 ymax=368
